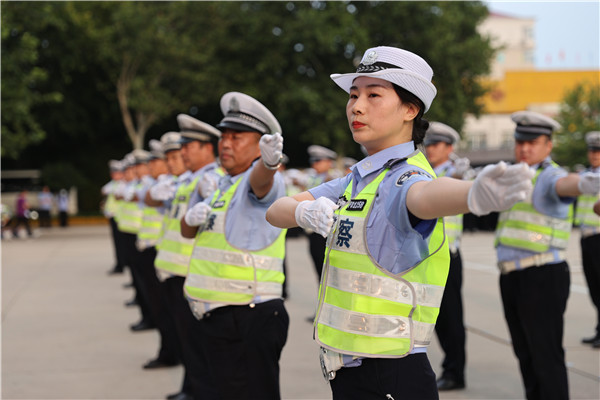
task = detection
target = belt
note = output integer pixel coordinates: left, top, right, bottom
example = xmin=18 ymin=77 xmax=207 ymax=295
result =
xmin=498 ymin=250 xmax=566 ymax=274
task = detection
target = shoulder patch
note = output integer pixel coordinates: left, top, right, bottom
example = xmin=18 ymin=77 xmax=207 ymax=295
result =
xmin=396 ymin=170 xmax=431 ymax=186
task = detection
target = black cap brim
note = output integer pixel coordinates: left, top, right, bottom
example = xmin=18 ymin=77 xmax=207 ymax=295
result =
xmin=514 ymin=131 xmax=550 ymax=141
xmin=216 ymin=120 xmax=261 ymax=134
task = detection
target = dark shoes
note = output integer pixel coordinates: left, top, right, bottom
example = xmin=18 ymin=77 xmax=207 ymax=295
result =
xmin=582 ymin=335 xmax=600 ymax=348
xmin=107 ymin=267 xmax=124 ymax=275
xmin=166 ymin=392 xmax=193 ymax=400
xmin=437 ymin=377 xmax=465 ymax=391
xmin=130 ymin=320 xmax=155 ymax=332
xmin=124 ymin=298 xmax=138 ymax=307
xmin=143 ymin=358 xmax=179 ymax=369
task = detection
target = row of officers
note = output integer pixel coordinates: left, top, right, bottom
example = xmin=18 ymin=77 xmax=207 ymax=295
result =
xmin=101 ymin=46 xmax=600 ymax=400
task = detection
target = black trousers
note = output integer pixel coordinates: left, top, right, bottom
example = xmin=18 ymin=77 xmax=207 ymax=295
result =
xmin=330 ymin=354 xmax=438 ymax=400
xmin=12 ymin=216 xmax=32 ymax=236
xmin=136 ymin=246 xmax=179 ymax=363
xmin=121 ymin=232 xmax=153 ymax=325
xmin=581 ymin=234 xmax=600 ymax=335
xmin=109 ymin=218 xmax=126 ymax=272
xmin=434 ymin=249 xmax=466 ymax=382
xmin=199 ymin=299 xmax=289 ymax=400
xmin=163 ymin=276 xmax=218 ymax=399
xmin=500 ymin=262 xmax=570 ymax=400
xmin=308 ymin=232 xmax=326 ymax=280
xmin=38 ymin=210 xmax=51 ymax=227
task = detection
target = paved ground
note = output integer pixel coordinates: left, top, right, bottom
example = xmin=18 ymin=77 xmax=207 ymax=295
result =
xmin=2 ymin=225 xmax=599 ymax=399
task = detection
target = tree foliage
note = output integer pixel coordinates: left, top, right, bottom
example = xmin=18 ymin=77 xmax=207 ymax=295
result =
xmin=1 ymin=1 xmax=494 ymax=212
xmin=553 ymin=82 xmax=600 ymax=169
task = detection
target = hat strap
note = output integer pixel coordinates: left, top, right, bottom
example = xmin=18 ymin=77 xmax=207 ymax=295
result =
xmin=226 ymin=111 xmax=269 ymax=134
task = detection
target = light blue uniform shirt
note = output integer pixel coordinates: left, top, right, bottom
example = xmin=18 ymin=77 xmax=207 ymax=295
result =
xmin=496 ymin=157 xmax=575 ymax=263
xmin=310 ymin=141 xmax=438 ymax=358
xmin=433 ymin=160 xmax=456 ymax=178
xmin=187 ymin=162 xmax=222 ymax=208
xmin=190 ymin=160 xmax=286 ymax=314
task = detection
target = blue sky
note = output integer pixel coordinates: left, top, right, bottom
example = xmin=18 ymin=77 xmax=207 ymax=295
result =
xmin=486 ymin=1 xmax=599 ymax=70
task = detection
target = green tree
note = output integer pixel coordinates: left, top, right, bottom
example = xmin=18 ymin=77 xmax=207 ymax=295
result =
xmin=1 ymin=2 xmax=63 ymax=159
xmin=553 ymin=82 xmax=600 ymax=169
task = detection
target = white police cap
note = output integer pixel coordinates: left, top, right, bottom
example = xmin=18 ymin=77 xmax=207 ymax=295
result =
xmin=148 ymin=139 xmax=165 ymax=160
xmin=511 ymin=111 xmax=561 ymax=141
xmin=108 ymin=159 xmax=123 ymax=172
xmin=424 ymin=122 xmax=460 ymax=146
xmin=123 ymin=153 xmax=136 ymax=168
xmin=585 ymin=131 xmax=600 ymax=150
xmin=132 ymin=149 xmax=152 ymax=164
xmin=161 ymin=131 xmax=182 ymax=153
xmin=308 ymin=145 xmax=337 ymax=163
xmin=216 ymin=92 xmax=282 ymax=135
xmin=177 ymin=114 xmax=221 ymax=144
xmin=331 ymin=46 xmax=437 ymax=112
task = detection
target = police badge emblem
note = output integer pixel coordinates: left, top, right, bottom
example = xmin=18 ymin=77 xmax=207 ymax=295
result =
xmin=362 ymin=50 xmax=378 ymax=65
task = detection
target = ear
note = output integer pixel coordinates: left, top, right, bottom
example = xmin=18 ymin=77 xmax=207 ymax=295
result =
xmin=403 ymin=102 xmax=420 ymax=122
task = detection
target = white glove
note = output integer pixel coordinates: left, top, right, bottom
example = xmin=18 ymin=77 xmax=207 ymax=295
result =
xmin=295 ymin=197 xmax=339 ymax=238
xmin=453 ymin=157 xmax=471 ymax=178
xmin=577 ymin=172 xmax=600 ymax=195
xmin=184 ymin=202 xmax=212 ymax=227
xmin=198 ymin=174 xmax=219 ymax=199
xmin=467 ymin=162 xmax=534 ymax=216
xmin=150 ymin=179 xmax=176 ymax=201
xmin=123 ymin=185 xmax=136 ymax=201
xmin=259 ymin=132 xmax=284 ymax=168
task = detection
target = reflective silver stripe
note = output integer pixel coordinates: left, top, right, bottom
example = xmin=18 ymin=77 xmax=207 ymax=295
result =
xmin=319 ymin=303 xmax=434 ymax=342
xmin=191 ymin=246 xmax=282 ymax=271
xmin=162 ymin=229 xmax=195 ymax=244
xmin=497 ymin=250 xmax=567 ymax=274
xmin=502 ymin=210 xmax=571 ymax=231
xmin=137 ymin=238 xmax=156 ymax=249
xmin=327 ymin=265 xmax=444 ymax=308
xmin=330 ymin=215 xmax=366 ymax=255
xmin=186 ymin=274 xmax=282 ymax=296
xmin=500 ymin=227 xmax=568 ymax=249
xmin=156 ymin=269 xmax=173 ymax=282
xmin=155 ymin=250 xmax=191 ymax=269
xmin=209 ymin=210 xmax=226 ymax=234
xmin=143 ymin=214 xmax=165 ymax=223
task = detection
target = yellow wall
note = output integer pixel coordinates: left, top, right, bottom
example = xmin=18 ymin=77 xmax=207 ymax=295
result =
xmin=482 ymin=70 xmax=600 ymax=113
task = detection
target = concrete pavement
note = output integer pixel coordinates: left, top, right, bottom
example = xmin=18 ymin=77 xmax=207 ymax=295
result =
xmin=2 ymin=225 xmax=599 ymax=399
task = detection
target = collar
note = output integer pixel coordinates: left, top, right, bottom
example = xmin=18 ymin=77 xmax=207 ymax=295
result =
xmin=351 ymin=141 xmax=415 ymax=179
xmin=191 ymin=161 xmax=219 ymax=179
xmin=433 ymin=160 xmax=453 ymax=175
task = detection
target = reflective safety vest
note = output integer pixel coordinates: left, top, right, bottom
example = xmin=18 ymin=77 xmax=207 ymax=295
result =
xmin=137 ymin=205 xmax=164 ymax=250
xmin=104 ymin=181 xmax=119 ymax=217
xmin=437 ymin=167 xmax=463 ymax=252
xmin=117 ymin=182 xmax=144 ymax=234
xmin=576 ymin=193 xmax=600 ymax=237
xmin=495 ymin=162 xmax=573 ymax=252
xmin=315 ymin=152 xmax=450 ymax=358
xmin=184 ymin=177 xmax=286 ymax=305
xmin=154 ymin=177 xmax=199 ymax=277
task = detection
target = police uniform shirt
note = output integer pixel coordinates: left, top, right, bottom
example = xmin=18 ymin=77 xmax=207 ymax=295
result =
xmin=136 ymin=175 xmax=156 ymax=209
xmin=309 ymin=141 xmax=437 ymax=276
xmin=578 ymin=165 xmax=600 ymax=229
xmin=433 ymin=160 xmax=457 ymax=179
xmin=187 ymin=162 xmax=222 ymax=208
xmin=188 ymin=160 xmax=286 ymax=315
xmin=496 ymin=157 xmax=575 ymax=263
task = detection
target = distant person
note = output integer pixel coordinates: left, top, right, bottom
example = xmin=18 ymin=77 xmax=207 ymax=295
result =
xmin=58 ymin=189 xmax=69 ymax=227
xmin=12 ymin=190 xmax=33 ymax=238
xmin=577 ymin=131 xmax=600 ymax=348
xmin=37 ymin=186 xmax=53 ymax=228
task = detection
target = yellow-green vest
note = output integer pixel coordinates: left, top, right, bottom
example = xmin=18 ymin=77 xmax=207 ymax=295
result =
xmin=137 ymin=204 xmax=165 ymax=249
xmin=576 ymin=193 xmax=600 ymax=237
xmin=104 ymin=181 xmax=119 ymax=217
xmin=437 ymin=167 xmax=463 ymax=252
xmin=184 ymin=177 xmax=287 ymax=305
xmin=117 ymin=181 xmax=144 ymax=234
xmin=315 ymin=153 xmax=450 ymax=358
xmin=154 ymin=177 xmax=199 ymax=277
xmin=495 ymin=162 xmax=573 ymax=252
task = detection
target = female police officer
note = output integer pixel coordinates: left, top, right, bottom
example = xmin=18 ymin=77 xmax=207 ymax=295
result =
xmin=266 ymin=46 xmax=534 ymax=399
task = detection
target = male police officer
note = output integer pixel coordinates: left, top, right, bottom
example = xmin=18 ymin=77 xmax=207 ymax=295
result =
xmin=495 ymin=111 xmax=600 ymax=400
xmin=181 ymin=92 xmax=288 ymax=400
xmin=577 ymin=131 xmax=600 ymax=348
xmin=424 ymin=122 xmax=469 ymax=391
xmin=102 ymin=160 xmax=126 ymax=275
xmin=152 ymin=118 xmax=222 ymax=400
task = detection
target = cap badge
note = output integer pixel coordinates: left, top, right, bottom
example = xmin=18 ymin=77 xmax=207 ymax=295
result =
xmin=362 ymin=50 xmax=378 ymax=66
xmin=229 ymin=97 xmax=240 ymax=113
